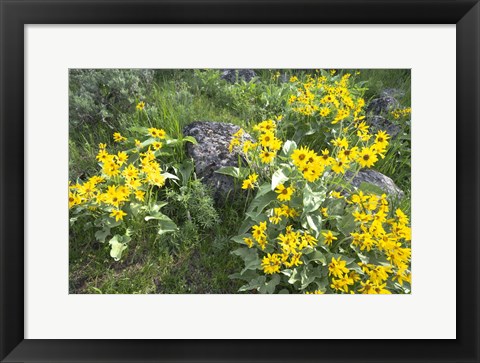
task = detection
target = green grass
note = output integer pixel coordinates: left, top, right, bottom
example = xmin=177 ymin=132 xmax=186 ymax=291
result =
xmin=69 ymin=69 xmax=411 ymax=294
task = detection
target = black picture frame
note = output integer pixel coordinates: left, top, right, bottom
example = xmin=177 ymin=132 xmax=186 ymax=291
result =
xmin=1 ymin=1 xmax=478 ymax=362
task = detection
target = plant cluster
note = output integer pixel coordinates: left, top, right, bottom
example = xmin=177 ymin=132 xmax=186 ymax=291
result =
xmin=224 ymin=71 xmax=411 ymax=294
xmin=69 ymin=104 xmax=196 ymax=261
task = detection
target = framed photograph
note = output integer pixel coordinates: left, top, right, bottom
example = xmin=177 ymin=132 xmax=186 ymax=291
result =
xmin=1 ymin=0 xmax=478 ymax=362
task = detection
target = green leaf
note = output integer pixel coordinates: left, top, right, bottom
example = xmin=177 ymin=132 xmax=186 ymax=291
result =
xmin=246 ymin=191 xmax=277 ymax=218
xmin=108 ymin=235 xmax=128 ymax=261
xmin=128 ymin=126 xmax=149 ymax=135
xmin=282 ymin=140 xmax=297 ymax=157
xmin=303 ymin=184 xmax=326 ymax=213
xmin=161 ymin=172 xmax=179 ymax=181
xmin=324 ymin=198 xmax=346 ymax=216
xmin=128 ymin=202 xmax=144 ymax=217
xmin=104 ymin=217 xmax=122 ymax=228
xmin=256 ymin=182 xmax=274 ymax=197
xmin=288 ymin=268 xmax=301 ymax=285
xmin=351 ymin=245 xmax=369 ymax=264
xmin=299 ymin=267 xmax=322 ymax=290
xmin=245 ymin=212 xmax=268 ymax=224
xmin=238 ymin=218 xmax=257 ymax=235
xmin=231 ymin=234 xmax=249 ymax=245
xmin=178 ymin=159 xmax=194 ymax=186
xmin=330 ymin=253 xmax=355 ymax=266
xmin=150 ymin=202 xmax=168 ymax=213
xmin=215 ymin=166 xmax=241 ymax=178
xmin=307 ymin=250 xmax=327 ymax=265
xmin=337 ymin=213 xmax=356 ymax=236
xmin=157 ymin=217 xmax=178 ymax=235
xmin=359 ymin=182 xmax=385 ymax=196
xmin=95 ymin=227 xmax=110 ymax=243
xmin=313 ymin=277 xmax=329 ymax=290
xmin=238 ymin=276 xmax=267 ymax=292
xmin=229 ymin=269 xmax=259 ymax=282
xmin=259 ymin=274 xmax=281 ymax=294
xmin=232 ymin=247 xmax=261 ymax=274
xmin=304 ymin=213 xmax=322 ymax=238
xmin=182 ymin=135 xmax=197 ymax=144
xmin=271 ymin=168 xmax=289 ymax=191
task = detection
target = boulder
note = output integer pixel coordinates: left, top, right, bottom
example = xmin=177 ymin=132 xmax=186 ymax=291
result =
xmin=346 ymin=169 xmax=404 ymax=199
xmin=366 ymin=115 xmax=401 ymax=138
xmin=365 ymin=90 xmax=405 ymax=138
xmin=183 ymin=121 xmax=253 ymax=202
xmin=220 ymin=69 xmax=256 ymax=83
xmin=365 ymin=90 xmax=400 ymax=115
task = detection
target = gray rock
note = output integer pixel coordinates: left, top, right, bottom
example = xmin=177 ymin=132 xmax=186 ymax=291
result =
xmin=366 ymin=95 xmax=400 ymax=116
xmin=220 ymin=69 xmax=256 ymax=83
xmin=365 ymin=90 xmax=404 ymax=138
xmin=366 ymin=115 xmax=401 ymax=139
xmin=346 ymin=169 xmax=404 ymax=199
xmin=183 ymin=121 xmax=253 ymax=202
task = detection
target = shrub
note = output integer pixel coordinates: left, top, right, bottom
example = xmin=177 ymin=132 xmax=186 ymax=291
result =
xmin=69 ymin=69 xmax=155 ymax=128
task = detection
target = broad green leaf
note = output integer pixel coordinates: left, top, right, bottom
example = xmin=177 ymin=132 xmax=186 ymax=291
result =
xmin=303 ymin=184 xmax=326 ymax=213
xmin=271 ymin=168 xmax=289 ymax=191
xmin=109 ymin=235 xmax=128 ymax=261
xmin=238 ymin=218 xmax=257 ymax=235
xmin=165 ymin=139 xmax=182 ymax=147
xmin=238 ymin=276 xmax=267 ymax=292
xmin=259 ymin=274 xmax=281 ymax=294
xmin=157 ymin=217 xmax=178 ymax=235
xmin=324 ymin=198 xmax=346 ymax=216
xmin=215 ymin=166 xmax=241 ymax=178
xmin=288 ymin=268 xmax=301 ymax=285
xmin=246 ymin=191 xmax=277 ymax=217
xmin=245 ymin=212 xmax=268 ymax=224
xmin=128 ymin=126 xmax=149 ymax=135
xmin=337 ymin=213 xmax=356 ymax=236
xmin=359 ymin=182 xmax=385 ymax=196
xmin=300 ymin=267 xmax=322 ymax=290
xmin=161 ymin=172 xmax=179 ymax=181
xmin=182 ymin=136 xmax=197 ymax=144
xmin=307 ymin=250 xmax=327 ymax=265
xmin=256 ymin=183 xmax=274 ymax=197
xmin=231 ymin=234 xmax=250 ymax=245
xmin=330 ymin=253 xmax=355 ymax=266
xmin=128 ymin=202 xmax=144 ymax=217
xmin=304 ymin=213 xmax=322 ymax=238
xmin=104 ymin=217 xmax=122 ymax=228
xmin=282 ymin=140 xmax=297 ymax=157
xmin=351 ymin=245 xmax=369 ymax=264
xmin=95 ymin=227 xmax=110 ymax=243
xmin=232 ymin=247 xmax=261 ymax=274
xmin=229 ymin=269 xmax=259 ymax=282
xmin=178 ymin=159 xmax=194 ymax=186
xmin=313 ymin=277 xmax=329 ymax=290
xmin=150 ymin=202 xmax=168 ymax=213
